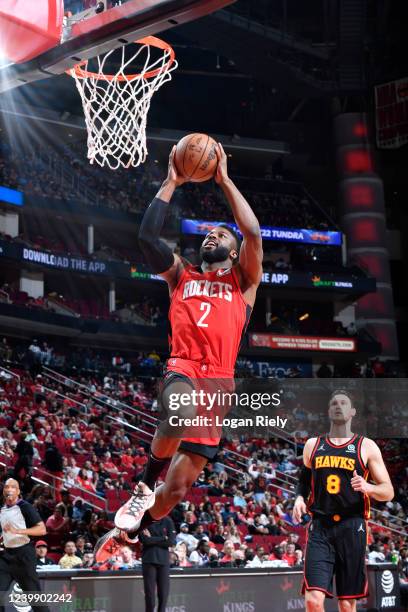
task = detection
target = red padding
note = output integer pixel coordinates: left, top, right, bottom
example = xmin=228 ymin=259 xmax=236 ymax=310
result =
xmin=0 ymin=0 xmax=64 ymax=63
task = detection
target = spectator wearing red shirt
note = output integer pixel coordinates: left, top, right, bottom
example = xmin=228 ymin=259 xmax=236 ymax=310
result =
xmin=133 ymin=447 xmax=148 ymax=470
xmin=102 ymin=451 xmax=119 ymax=476
xmin=219 ymin=540 xmax=235 ymax=565
xmin=282 ymin=543 xmax=297 ymax=566
xmin=45 ymin=505 xmax=70 ymax=544
xmin=121 ymin=449 xmax=135 ymax=471
xmin=76 ymin=468 xmax=96 ymax=492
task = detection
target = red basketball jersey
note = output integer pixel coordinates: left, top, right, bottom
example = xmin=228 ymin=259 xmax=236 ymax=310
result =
xmin=168 ymin=265 xmax=251 ymax=372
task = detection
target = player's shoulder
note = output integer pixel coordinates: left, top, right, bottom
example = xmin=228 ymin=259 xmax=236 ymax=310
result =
xmin=360 ymin=436 xmax=382 ymax=454
xmin=304 ymin=437 xmax=319 ymax=449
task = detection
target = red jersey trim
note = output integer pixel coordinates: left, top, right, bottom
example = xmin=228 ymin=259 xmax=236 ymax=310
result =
xmin=307 ymin=437 xmax=321 ymax=510
xmin=357 ymin=436 xmax=368 ymax=470
xmin=325 ymin=433 xmax=358 ymax=449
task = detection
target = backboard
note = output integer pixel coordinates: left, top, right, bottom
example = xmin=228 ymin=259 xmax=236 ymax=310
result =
xmin=0 ymin=0 xmax=236 ymax=93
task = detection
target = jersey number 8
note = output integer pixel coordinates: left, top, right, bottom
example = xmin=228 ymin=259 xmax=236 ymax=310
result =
xmin=326 ymin=474 xmax=341 ymax=494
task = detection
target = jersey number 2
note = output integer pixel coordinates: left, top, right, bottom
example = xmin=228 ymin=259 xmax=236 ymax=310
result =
xmin=326 ymin=474 xmax=341 ymax=494
xmin=197 ymin=302 xmax=211 ymax=327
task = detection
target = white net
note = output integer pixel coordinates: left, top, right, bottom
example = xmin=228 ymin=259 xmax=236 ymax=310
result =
xmin=67 ymin=38 xmax=177 ymax=170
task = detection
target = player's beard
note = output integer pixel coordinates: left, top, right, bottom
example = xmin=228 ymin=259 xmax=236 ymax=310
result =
xmin=200 ymin=245 xmax=231 ymax=264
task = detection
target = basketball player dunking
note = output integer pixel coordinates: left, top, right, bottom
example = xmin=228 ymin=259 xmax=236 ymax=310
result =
xmin=95 ymin=143 xmax=263 ymax=561
xmin=292 ymin=390 xmax=394 ymax=612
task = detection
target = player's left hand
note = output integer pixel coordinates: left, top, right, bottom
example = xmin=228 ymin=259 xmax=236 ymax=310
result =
xmin=351 ymin=470 xmax=371 ymax=495
xmin=215 ymin=143 xmax=229 ymax=185
xmin=142 ymin=529 xmax=151 ymax=537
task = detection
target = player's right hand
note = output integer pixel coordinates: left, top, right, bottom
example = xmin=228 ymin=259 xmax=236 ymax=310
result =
xmin=292 ymin=496 xmax=307 ymax=524
xmin=166 ymin=145 xmax=186 ymax=187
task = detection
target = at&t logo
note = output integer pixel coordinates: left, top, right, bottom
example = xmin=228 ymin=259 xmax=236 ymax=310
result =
xmin=380 ymin=570 xmax=396 ymax=608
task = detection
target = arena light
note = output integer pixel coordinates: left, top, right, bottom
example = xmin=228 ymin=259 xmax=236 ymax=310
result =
xmin=299 ymin=313 xmax=309 ymax=321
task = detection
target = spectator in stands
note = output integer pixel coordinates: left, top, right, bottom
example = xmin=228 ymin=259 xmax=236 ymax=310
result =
xmin=268 ymin=545 xmax=289 ymax=568
xmin=44 ymin=441 xmax=64 ymax=474
xmin=294 ymin=549 xmax=304 ymax=567
xmin=248 ymin=464 xmax=275 ymax=504
xmin=76 ymin=468 xmax=96 ymax=492
xmin=232 ymin=488 xmax=247 ymax=509
xmin=118 ymin=546 xmax=138 ymax=570
xmin=121 ymin=449 xmax=135 ymax=472
xmin=101 ymin=451 xmax=119 ymax=476
xmin=245 ymin=546 xmax=264 ymax=568
xmin=174 ymin=542 xmax=192 ymax=568
xmin=45 ymin=505 xmax=69 ymax=539
xmin=284 ymin=532 xmax=302 ymax=550
xmin=35 ymin=541 xmax=54 ymax=567
xmin=249 ymin=515 xmax=269 ymax=536
xmin=75 ymin=536 xmax=88 ymax=559
xmin=207 ymin=475 xmax=225 ymax=496
xmin=265 ymin=514 xmax=282 ymax=536
xmin=212 ymin=525 xmax=226 ymax=545
xmin=28 ymin=339 xmax=42 ymax=371
xmin=189 ymin=540 xmax=210 ymax=567
xmin=283 ymin=543 xmax=297 ymax=566
xmin=368 ymin=544 xmax=386 ymax=563
xmin=81 ymin=551 xmax=96 ymax=569
xmin=14 ymin=431 xmax=34 ymax=479
xmin=59 ymin=541 xmax=82 ymax=569
xmin=175 ymin=523 xmax=198 ymax=553
xmin=221 ymin=503 xmax=238 ymax=525
xmin=231 ymin=549 xmax=244 ymax=568
xmin=72 ymin=499 xmax=86 ymax=521
xmin=219 ymin=540 xmax=235 ymax=566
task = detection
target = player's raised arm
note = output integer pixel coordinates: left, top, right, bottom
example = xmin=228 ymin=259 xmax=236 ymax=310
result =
xmin=138 ymin=146 xmax=186 ymax=292
xmin=215 ymin=144 xmax=263 ymax=290
xmin=351 ymin=438 xmax=394 ymax=502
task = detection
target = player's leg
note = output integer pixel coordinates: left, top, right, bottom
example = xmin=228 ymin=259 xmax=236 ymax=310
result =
xmin=115 ymin=374 xmax=196 ymax=531
xmin=303 ymin=520 xmax=335 ymax=611
xmin=305 ymin=590 xmax=326 ymax=612
xmin=95 ymin=450 xmax=208 ymax=563
xmin=338 ymin=600 xmax=357 ymax=612
xmin=147 ymin=449 xmax=208 ymax=520
xmin=334 ymin=518 xmax=367 ymax=607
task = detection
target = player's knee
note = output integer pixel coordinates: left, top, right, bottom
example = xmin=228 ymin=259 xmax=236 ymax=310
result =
xmin=170 ymin=484 xmax=188 ymax=506
xmin=305 ymin=590 xmax=325 ymax=611
xmin=166 ymin=483 xmax=188 ymax=506
xmin=338 ymin=600 xmax=356 ymax=612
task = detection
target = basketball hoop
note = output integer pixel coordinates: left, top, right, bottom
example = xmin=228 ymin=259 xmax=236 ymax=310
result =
xmin=66 ymin=36 xmax=177 ymax=170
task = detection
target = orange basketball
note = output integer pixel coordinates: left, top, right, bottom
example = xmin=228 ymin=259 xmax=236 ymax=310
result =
xmin=174 ymin=133 xmax=218 ymax=182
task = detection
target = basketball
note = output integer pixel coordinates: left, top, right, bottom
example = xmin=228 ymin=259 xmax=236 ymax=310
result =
xmin=174 ymin=133 xmax=218 ymax=182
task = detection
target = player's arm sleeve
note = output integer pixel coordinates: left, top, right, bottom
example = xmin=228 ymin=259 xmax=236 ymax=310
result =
xmin=295 ymin=466 xmax=311 ymax=499
xmin=20 ymin=502 xmax=43 ymax=527
xmin=138 ymin=197 xmax=175 ymax=274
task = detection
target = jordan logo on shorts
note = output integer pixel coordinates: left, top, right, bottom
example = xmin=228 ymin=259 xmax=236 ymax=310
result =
xmin=358 ymin=523 xmax=365 ymax=533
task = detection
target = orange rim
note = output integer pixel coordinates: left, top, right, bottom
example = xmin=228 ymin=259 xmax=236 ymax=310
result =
xmin=66 ymin=36 xmax=175 ymax=81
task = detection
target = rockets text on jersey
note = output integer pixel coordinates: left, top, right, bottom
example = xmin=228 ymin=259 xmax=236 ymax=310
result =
xmin=168 ymin=265 xmax=251 ymax=373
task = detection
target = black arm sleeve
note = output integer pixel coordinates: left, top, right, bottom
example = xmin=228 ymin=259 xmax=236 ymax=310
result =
xmin=295 ymin=466 xmax=312 ymax=499
xmin=138 ymin=197 xmax=175 ymax=274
